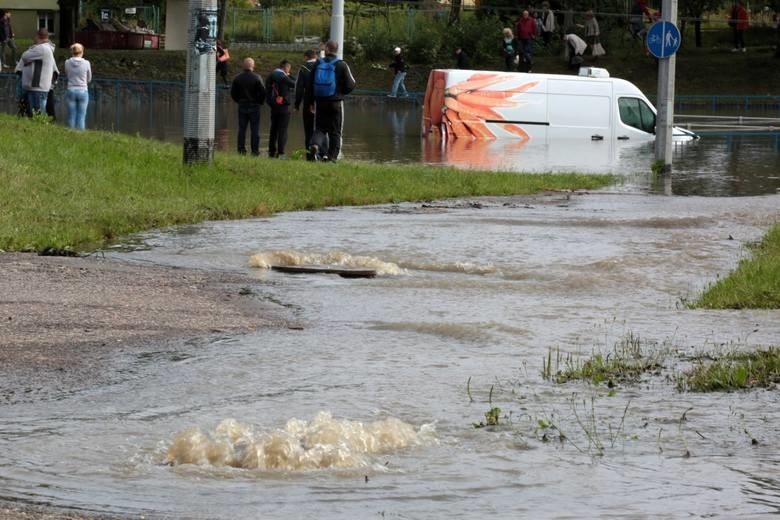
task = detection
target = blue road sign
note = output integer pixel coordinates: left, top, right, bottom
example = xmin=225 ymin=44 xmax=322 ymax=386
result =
xmin=646 ymin=21 xmax=681 ymax=59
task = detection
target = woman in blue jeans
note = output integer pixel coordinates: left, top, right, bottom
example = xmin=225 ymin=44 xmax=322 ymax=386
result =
xmin=64 ymin=43 xmax=92 ymax=129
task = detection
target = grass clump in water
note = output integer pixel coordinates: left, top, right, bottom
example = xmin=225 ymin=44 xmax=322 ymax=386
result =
xmin=692 ymin=224 xmax=780 ymax=310
xmin=677 ymin=347 xmax=780 ymax=392
xmin=542 ymin=332 xmax=665 ymax=386
xmin=0 ymin=114 xmax=614 ymax=252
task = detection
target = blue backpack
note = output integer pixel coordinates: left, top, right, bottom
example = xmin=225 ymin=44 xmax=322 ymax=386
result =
xmin=313 ymin=57 xmax=340 ymax=98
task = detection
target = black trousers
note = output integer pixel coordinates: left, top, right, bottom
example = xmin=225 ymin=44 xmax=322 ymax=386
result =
xmin=312 ymin=99 xmax=343 ymax=160
xmin=237 ymin=104 xmax=261 ymax=155
xmin=269 ymin=108 xmax=291 ymax=157
xmin=733 ymin=27 xmax=745 ymax=49
xmin=302 ymin=104 xmax=315 ymax=149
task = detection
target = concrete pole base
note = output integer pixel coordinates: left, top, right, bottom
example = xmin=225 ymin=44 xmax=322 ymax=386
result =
xmin=184 ymin=138 xmax=215 ymax=164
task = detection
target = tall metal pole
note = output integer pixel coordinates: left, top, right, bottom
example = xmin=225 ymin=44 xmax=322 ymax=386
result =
xmin=183 ymin=0 xmax=218 ymax=165
xmin=654 ymin=0 xmax=677 ymax=174
xmin=331 ymin=0 xmax=344 ymax=59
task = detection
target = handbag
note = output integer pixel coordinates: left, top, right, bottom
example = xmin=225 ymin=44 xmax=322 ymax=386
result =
xmin=592 ymin=42 xmax=606 ymax=57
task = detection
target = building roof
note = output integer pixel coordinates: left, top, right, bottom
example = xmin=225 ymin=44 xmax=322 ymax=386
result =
xmin=3 ymin=0 xmax=59 ymax=10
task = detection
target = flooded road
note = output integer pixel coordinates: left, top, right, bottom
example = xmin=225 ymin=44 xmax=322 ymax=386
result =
xmin=1 ymin=75 xmax=779 ymax=517
xmin=2 ymin=192 xmax=779 ymax=518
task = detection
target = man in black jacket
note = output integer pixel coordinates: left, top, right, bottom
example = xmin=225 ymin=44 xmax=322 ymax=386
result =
xmin=294 ymin=49 xmax=317 ymax=150
xmin=266 ymin=59 xmax=297 ymax=159
xmin=305 ymin=39 xmax=356 ymax=162
xmin=387 ymin=46 xmax=408 ymax=97
xmin=0 ymin=10 xmax=17 ymax=69
xmin=455 ymin=47 xmax=471 ymax=69
xmin=230 ymin=57 xmax=265 ymax=156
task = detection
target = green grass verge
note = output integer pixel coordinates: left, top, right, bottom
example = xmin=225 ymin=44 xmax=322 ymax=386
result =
xmin=0 ymin=113 xmax=613 ymax=252
xmin=678 ymin=348 xmax=780 ymax=392
xmin=693 ymin=224 xmax=780 ymax=309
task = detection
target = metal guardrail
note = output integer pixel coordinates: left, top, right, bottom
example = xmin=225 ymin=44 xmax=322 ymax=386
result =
xmin=675 ymin=95 xmax=780 ymax=113
xmin=674 ymin=114 xmax=780 ymax=134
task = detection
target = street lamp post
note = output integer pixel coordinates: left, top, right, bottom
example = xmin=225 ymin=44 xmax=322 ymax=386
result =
xmin=331 ymin=0 xmax=344 ymax=58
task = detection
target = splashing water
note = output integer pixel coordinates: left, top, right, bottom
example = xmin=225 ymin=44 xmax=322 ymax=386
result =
xmin=249 ymin=250 xmax=404 ymax=276
xmin=248 ymin=249 xmax=500 ymax=277
xmin=165 ymin=412 xmax=435 ymax=471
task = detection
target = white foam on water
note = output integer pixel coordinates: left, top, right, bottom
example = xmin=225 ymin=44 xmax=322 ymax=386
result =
xmin=249 ymin=250 xmax=404 ymax=276
xmin=165 ymin=412 xmax=436 ymax=471
xmin=397 ymin=259 xmax=498 ymax=275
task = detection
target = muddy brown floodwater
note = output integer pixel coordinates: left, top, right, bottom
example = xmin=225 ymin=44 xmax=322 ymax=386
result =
xmin=1 ymin=192 xmax=778 ymax=519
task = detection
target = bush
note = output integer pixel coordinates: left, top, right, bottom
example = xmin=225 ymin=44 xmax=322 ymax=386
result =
xmin=441 ymin=14 xmax=505 ymax=68
xmin=354 ymin=29 xmax=397 ymax=61
xmin=407 ymin=25 xmax=445 ymax=64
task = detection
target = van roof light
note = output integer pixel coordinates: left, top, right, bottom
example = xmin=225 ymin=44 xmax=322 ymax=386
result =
xmin=578 ymin=67 xmax=610 ymax=78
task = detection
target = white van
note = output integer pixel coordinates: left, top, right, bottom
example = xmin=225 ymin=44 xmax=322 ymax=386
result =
xmin=422 ymin=67 xmax=697 ymax=142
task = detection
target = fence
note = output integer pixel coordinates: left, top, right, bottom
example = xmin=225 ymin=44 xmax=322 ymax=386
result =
xmin=675 ymin=95 xmax=780 ymax=114
xmin=221 ymin=5 xmax=771 ymax=45
xmin=226 ymin=6 xmax=436 ymax=44
xmin=2 ymin=75 xmax=777 ymax=126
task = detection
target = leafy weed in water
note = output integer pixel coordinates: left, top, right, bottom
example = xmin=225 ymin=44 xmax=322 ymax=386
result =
xmin=473 ymin=407 xmax=502 ymax=429
xmin=473 ymin=384 xmax=503 ymax=429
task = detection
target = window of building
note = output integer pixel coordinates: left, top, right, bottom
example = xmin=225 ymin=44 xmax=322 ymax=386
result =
xmin=38 ymin=11 xmax=55 ymax=34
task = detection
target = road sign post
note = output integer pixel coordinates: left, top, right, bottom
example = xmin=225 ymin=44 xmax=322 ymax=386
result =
xmin=649 ymin=0 xmax=679 ymax=176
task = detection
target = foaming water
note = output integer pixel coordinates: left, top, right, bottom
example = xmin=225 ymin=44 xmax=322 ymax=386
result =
xmin=2 ymin=193 xmax=779 ymax=518
xmin=248 ymin=249 xmax=404 ymax=276
xmin=166 ymin=412 xmax=435 ymax=472
xmin=396 ymin=259 xmax=498 ymax=275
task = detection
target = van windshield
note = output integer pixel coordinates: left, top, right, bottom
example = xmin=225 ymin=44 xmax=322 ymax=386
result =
xmin=618 ymin=97 xmax=656 ymax=134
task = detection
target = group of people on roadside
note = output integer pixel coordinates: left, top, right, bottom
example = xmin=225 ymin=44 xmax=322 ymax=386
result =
xmin=498 ymin=8 xmax=543 ymax=73
xmin=498 ymin=3 xmax=603 ymax=73
xmin=9 ymin=24 xmax=93 ymax=130
xmin=229 ymin=39 xmax=356 ymax=162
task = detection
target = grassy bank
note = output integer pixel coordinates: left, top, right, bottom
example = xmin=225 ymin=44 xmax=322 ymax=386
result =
xmin=0 ymin=114 xmax=613 ymax=252
xmin=692 ymin=224 xmax=780 ymax=309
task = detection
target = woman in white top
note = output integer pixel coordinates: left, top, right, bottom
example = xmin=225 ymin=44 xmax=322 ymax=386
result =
xmin=583 ymin=9 xmax=600 ymax=50
xmin=64 ymin=43 xmax=92 ymax=130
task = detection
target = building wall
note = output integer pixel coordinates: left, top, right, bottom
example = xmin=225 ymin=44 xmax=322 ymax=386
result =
xmin=5 ymin=10 xmax=59 ymax=41
xmin=164 ymin=0 xmax=188 ymax=50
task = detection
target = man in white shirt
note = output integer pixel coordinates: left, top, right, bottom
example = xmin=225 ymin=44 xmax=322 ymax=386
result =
xmin=16 ymin=28 xmax=58 ymax=115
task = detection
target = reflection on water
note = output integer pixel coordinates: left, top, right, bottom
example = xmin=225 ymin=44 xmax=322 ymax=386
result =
xmin=1 ymin=77 xmax=778 ymax=196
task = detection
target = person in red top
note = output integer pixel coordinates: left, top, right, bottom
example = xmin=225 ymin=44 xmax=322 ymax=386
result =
xmin=515 ymin=10 xmax=537 ymax=72
xmin=729 ymin=1 xmax=749 ymax=52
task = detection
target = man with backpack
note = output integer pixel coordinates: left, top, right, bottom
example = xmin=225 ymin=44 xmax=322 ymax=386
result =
xmin=266 ymin=59 xmax=296 ymax=159
xmin=305 ymin=39 xmax=356 ymax=162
